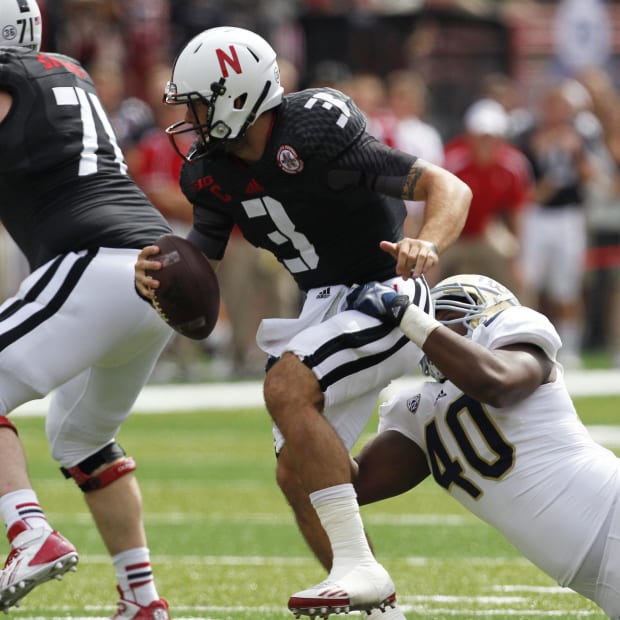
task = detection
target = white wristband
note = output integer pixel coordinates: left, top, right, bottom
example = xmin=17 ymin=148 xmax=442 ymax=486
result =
xmin=400 ymin=304 xmax=441 ymax=348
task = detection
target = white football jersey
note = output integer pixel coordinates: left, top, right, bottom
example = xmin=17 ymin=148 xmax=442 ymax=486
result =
xmin=379 ymin=305 xmax=620 ymax=587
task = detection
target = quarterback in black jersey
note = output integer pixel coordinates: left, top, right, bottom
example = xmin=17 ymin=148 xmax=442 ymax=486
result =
xmin=135 ymin=26 xmax=472 ymax=619
xmin=0 ymin=1 xmax=172 ymax=617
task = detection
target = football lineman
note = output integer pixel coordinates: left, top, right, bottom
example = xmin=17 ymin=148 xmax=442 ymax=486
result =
xmin=348 ymin=275 xmax=620 ymax=618
xmin=0 ymin=0 xmax=173 ymax=617
xmin=135 ymin=26 xmax=472 ymax=619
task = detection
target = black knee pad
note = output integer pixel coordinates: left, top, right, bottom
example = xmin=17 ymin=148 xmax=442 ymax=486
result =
xmin=60 ymin=442 xmax=137 ymax=492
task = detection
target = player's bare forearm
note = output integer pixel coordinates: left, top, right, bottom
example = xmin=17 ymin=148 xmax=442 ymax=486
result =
xmin=402 ymin=159 xmax=472 ymax=253
xmin=423 ymin=327 xmax=551 ymax=407
xmin=353 ymin=431 xmax=430 ymax=506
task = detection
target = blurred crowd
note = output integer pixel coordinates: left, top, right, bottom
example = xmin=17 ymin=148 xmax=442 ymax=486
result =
xmin=2 ymin=0 xmax=619 ymax=378
xmin=339 ymin=63 xmax=620 ymax=370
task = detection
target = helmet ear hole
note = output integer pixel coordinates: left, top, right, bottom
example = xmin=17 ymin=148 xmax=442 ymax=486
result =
xmin=234 ymin=93 xmax=248 ymax=109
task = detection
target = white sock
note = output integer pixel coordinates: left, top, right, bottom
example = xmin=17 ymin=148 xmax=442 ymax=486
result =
xmin=0 ymin=489 xmax=52 ymax=541
xmin=310 ymin=483 xmax=376 ymax=580
xmin=112 ymin=547 xmax=159 ymax=606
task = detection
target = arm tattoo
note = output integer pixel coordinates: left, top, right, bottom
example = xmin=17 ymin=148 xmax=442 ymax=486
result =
xmin=402 ymin=163 xmax=426 ymax=200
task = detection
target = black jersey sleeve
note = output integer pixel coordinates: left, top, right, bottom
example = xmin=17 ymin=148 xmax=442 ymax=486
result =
xmin=180 ymin=165 xmax=234 ymax=260
xmin=186 ymin=212 xmax=233 ymax=260
xmin=186 ymin=224 xmax=228 ymax=260
xmin=327 ymin=132 xmax=418 ymax=197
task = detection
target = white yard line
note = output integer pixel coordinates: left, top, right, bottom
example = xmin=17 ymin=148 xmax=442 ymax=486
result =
xmin=11 ymin=369 xmax=620 ymax=417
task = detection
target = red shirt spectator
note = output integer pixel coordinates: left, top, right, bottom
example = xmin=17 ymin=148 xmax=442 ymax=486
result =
xmin=437 ymin=99 xmax=534 ymax=296
xmin=444 ymin=134 xmax=533 ymax=238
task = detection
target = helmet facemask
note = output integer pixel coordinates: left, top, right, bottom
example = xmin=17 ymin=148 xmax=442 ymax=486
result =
xmin=164 ymin=78 xmax=231 ymax=161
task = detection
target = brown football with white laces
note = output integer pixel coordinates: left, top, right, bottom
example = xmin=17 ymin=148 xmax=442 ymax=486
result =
xmin=147 ymin=234 xmax=220 ymax=340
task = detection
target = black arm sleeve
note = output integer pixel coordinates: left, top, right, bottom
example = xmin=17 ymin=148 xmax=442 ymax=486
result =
xmin=187 ymin=216 xmax=233 ymax=261
xmin=327 ymin=132 xmax=418 ymax=197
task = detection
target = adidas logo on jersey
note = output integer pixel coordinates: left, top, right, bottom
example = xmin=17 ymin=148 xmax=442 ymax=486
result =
xmin=244 ymin=178 xmax=264 ymax=194
xmin=316 ymin=287 xmax=331 ymax=299
xmin=434 ymin=389 xmax=447 ymax=404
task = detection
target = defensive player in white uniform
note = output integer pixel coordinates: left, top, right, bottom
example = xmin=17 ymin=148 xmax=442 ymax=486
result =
xmin=347 ymin=274 xmax=620 ymax=618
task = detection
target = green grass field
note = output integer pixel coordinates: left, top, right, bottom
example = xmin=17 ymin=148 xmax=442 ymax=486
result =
xmin=8 ymin=393 xmax=620 ymax=619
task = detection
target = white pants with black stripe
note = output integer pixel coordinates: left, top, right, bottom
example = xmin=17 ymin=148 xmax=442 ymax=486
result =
xmin=0 ymin=248 xmax=172 ymax=468
xmin=257 ymin=276 xmax=430 ymax=454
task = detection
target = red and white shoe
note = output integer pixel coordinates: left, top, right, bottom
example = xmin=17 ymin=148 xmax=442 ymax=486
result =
xmin=112 ymin=589 xmax=170 ymax=620
xmin=0 ymin=527 xmax=78 ymax=611
xmin=288 ymin=563 xmax=397 ymax=619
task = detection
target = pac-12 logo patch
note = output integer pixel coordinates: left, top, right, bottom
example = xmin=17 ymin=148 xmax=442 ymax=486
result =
xmin=277 ymin=144 xmax=304 ymax=174
xmin=406 ymin=394 xmax=421 ymax=414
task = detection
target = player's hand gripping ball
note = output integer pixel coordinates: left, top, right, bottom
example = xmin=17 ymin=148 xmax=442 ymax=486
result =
xmin=146 ymin=234 xmax=220 ymax=340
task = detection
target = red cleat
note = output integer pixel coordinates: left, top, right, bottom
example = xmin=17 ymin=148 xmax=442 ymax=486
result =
xmin=112 ymin=588 xmax=170 ymax=620
xmin=0 ymin=527 xmax=78 ymax=611
xmin=288 ymin=563 xmax=397 ymax=619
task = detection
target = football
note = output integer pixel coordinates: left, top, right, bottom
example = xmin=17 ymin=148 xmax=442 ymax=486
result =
xmin=146 ymin=234 xmax=220 ymax=340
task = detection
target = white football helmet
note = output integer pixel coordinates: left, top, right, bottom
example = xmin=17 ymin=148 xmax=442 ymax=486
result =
xmin=164 ymin=26 xmax=283 ymax=160
xmin=421 ymin=274 xmax=520 ymax=381
xmin=0 ymin=0 xmax=42 ymax=51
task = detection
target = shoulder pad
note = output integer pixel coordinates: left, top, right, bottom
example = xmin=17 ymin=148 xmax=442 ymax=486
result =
xmin=282 ymin=88 xmax=366 ymax=160
xmin=474 ymin=306 xmax=561 ymax=361
xmin=0 ymin=48 xmax=89 ymax=88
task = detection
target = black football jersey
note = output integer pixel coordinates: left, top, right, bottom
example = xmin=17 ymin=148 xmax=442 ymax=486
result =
xmin=182 ymin=88 xmax=416 ymax=292
xmin=0 ymin=47 xmax=171 ymax=270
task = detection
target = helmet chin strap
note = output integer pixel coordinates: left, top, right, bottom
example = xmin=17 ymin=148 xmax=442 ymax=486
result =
xmin=234 ymin=80 xmax=272 ymax=139
xmin=201 ymin=79 xmax=273 ymax=157
xmin=210 ymin=77 xmax=227 ymax=97
xmin=203 ymin=77 xmax=272 ymax=141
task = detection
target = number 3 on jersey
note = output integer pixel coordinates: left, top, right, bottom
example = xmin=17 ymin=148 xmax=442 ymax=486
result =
xmin=52 ymin=86 xmax=127 ymax=177
xmin=242 ymin=196 xmax=319 ymax=273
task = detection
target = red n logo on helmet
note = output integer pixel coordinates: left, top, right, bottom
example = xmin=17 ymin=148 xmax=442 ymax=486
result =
xmin=216 ymin=46 xmax=242 ymax=78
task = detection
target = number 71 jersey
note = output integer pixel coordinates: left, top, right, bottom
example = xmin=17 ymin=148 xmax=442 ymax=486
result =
xmin=379 ymin=305 xmax=620 ymax=588
xmin=0 ymin=48 xmax=126 ymax=176
xmin=0 ymin=47 xmax=170 ymax=269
